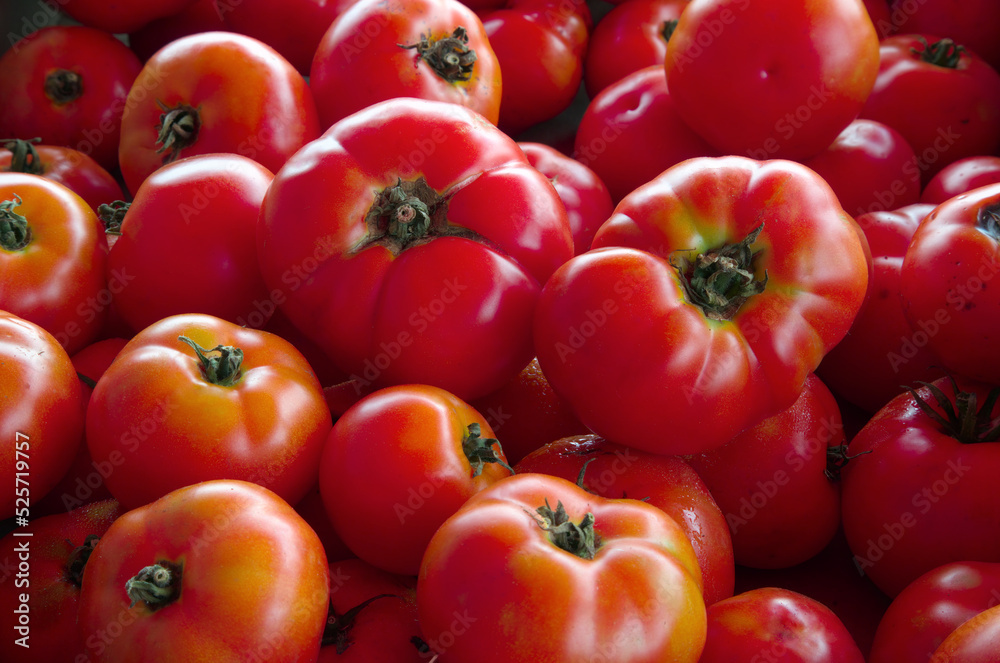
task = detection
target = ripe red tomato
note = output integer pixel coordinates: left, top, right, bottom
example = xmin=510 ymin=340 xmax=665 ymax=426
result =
xmin=257 ymin=97 xmax=573 ymax=401
xmin=886 ymin=0 xmax=1000 ymax=73
xmin=310 ymin=0 xmax=501 ymax=129
xmin=58 ymin=0 xmax=201 ymax=34
xmin=664 ymin=0 xmax=880 ymax=161
xmin=417 ymin=472 xmax=707 ymax=662
xmin=534 ymin=156 xmax=869 ymax=455
xmin=118 ymin=31 xmax=320 ymax=195
xmin=76 ymin=480 xmax=330 ymax=662
xmin=921 ymin=155 xmax=1000 ymax=205
xmin=0 ymin=139 xmax=122 ymax=214
xmin=128 ymin=0 xmax=227 ymax=63
xmin=86 ymin=313 xmax=332 ymax=510
xmin=930 ymin=603 xmax=1000 ymax=660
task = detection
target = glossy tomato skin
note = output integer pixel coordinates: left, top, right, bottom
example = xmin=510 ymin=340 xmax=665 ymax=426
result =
xmin=687 ymin=374 xmax=846 ymax=570
xmin=58 ymin=0 xmax=200 ymax=34
xmin=257 ymin=98 xmax=573 ymax=401
xmin=534 ymin=156 xmax=869 ymax=456
xmin=0 ymin=312 xmax=84 ymax=518
xmin=869 ymin=561 xmax=1000 ymax=663
xmin=515 ymin=433 xmax=736 ymax=606
xmin=699 ymin=587 xmax=865 ymax=663
xmin=76 ymin=480 xmax=330 ymax=663
xmin=922 ymin=155 xmax=1000 ymax=205
xmin=860 ymin=33 xmax=1000 ymax=186
xmin=816 ymin=203 xmax=945 ymax=414
xmin=0 ymin=141 xmax=123 ymax=214
xmin=886 ymin=0 xmax=1000 ymax=73
xmin=318 ymin=384 xmax=513 ymax=576
xmin=86 ymin=314 xmax=332 ymax=510
xmin=105 ymin=153 xmax=275 ymax=334
xmin=417 ymin=473 xmax=707 ymax=662
xmin=930 ymin=603 xmax=1000 ymax=660
xmin=899 ymin=183 xmax=1000 ymax=383
xmin=118 ymin=31 xmax=319 ymax=195
xmin=664 ymin=0 xmax=880 ymax=161
xmin=0 ymin=26 xmax=143 ymax=173
xmin=0 ymin=499 xmax=122 ymax=663
xmin=573 ymin=64 xmax=719 ymax=204
xmin=0 ymin=173 xmax=109 ymax=356
xmin=310 ymin=0 xmax=501 ymax=129
xmin=841 ymin=376 xmax=1000 ymax=597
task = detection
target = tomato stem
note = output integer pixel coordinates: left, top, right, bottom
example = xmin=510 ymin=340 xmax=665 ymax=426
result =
xmin=529 ymin=499 xmax=597 ymax=560
xmin=0 ymin=194 xmax=31 ymax=251
xmin=125 ymin=561 xmax=182 ymax=610
xmin=399 ymin=27 xmax=478 ymax=83
xmin=1 ymin=137 xmax=43 ymax=175
xmin=911 ymin=37 xmax=966 ymax=68
xmin=462 ymin=422 xmax=514 ymax=477
xmin=322 ymin=594 xmax=399 ymax=653
xmin=44 ymin=69 xmax=83 ymax=105
xmin=98 ymin=200 xmax=130 ymax=236
xmin=909 ymin=376 xmax=1000 ymax=444
xmin=65 ymin=534 xmax=101 ymax=588
xmin=824 ymin=444 xmax=871 ymax=481
xmin=155 ymin=101 xmax=201 ymax=165
xmin=178 ymin=335 xmax=244 ymax=387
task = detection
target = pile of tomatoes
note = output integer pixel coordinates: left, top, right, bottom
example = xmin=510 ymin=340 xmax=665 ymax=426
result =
xmin=3 ymin=0 xmax=1000 ymax=660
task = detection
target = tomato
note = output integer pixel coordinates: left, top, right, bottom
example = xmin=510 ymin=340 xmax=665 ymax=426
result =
xmin=515 ymin=433 xmax=736 ymax=606
xmin=417 ymin=472 xmax=707 ymax=662
xmin=699 ymin=587 xmax=865 ymax=663
xmin=293 ymin=483 xmax=355 ymax=564
xmin=58 ymin=0 xmax=201 ymax=34
xmin=257 ymin=97 xmax=573 ymax=401
xmin=802 ymin=118 xmax=920 ymax=219
xmin=0 ymin=499 xmax=121 ymax=662
xmin=663 ymin=0 xmax=880 ymax=161
xmin=0 ymin=172 xmax=109 ymax=355
xmin=869 ymin=561 xmax=1000 ymax=663
xmin=86 ymin=313 xmax=332 ymax=510
xmin=573 ymin=64 xmax=718 ymax=204
xmin=841 ymin=375 xmax=1000 ymax=597
xmin=104 ymin=153 xmax=275 ymax=334
xmin=128 ymin=0 xmax=227 ymax=63
xmin=517 ymin=141 xmax=613 ymax=255
xmin=686 ymin=374 xmax=847 ymax=569
xmin=859 ymin=34 xmax=1000 ymax=186
xmin=118 ymin=31 xmax=320 ymax=195
xmin=76 ymin=480 xmax=329 ymax=663
xmin=319 ymin=384 xmax=513 ymax=575
xmin=534 ymin=156 xmax=869 ymax=455
xmin=922 ymin=155 xmax=1000 ymax=206
xmin=886 ymin=0 xmax=1000 ymax=73
xmin=0 ymin=311 xmax=84 ymax=518
xmin=930 ymin=603 xmax=1000 ymax=661
xmin=310 ymin=0 xmax=501 ymax=129
xmin=899 ymin=182 xmax=1000 ymax=383
xmin=816 ymin=203 xmax=945 ymax=414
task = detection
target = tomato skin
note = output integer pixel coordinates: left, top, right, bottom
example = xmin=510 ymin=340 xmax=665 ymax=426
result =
xmin=86 ymin=313 xmax=332 ymax=510
xmin=664 ymin=0 xmax=880 ymax=161
xmin=0 ymin=173 xmax=109 ymax=356
xmin=105 ymin=153 xmax=275 ymax=334
xmin=0 ymin=26 xmax=143 ymax=173
xmin=515 ymin=433 xmax=736 ymax=606
xmin=76 ymin=480 xmax=330 ymax=663
xmin=699 ymin=587 xmax=865 ymax=663
xmin=899 ymin=183 xmax=1000 ymax=384
xmin=128 ymin=0 xmax=227 ymax=63
xmin=886 ymin=0 xmax=1000 ymax=73
xmin=921 ymin=155 xmax=1000 ymax=205
xmin=309 ymin=0 xmax=501 ymax=129
xmin=869 ymin=561 xmax=1000 ymax=663
xmin=0 ymin=142 xmax=123 ymax=214
xmin=417 ymin=473 xmax=707 ymax=662
xmin=534 ymin=156 xmax=869 ymax=455
xmin=930 ymin=603 xmax=1000 ymax=660
xmin=0 ymin=312 xmax=84 ymax=518
xmin=59 ymin=0 xmax=200 ymax=34
xmin=118 ymin=31 xmax=320 ymax=195
xmin=318 ymin=384 xmax=513 ymax=576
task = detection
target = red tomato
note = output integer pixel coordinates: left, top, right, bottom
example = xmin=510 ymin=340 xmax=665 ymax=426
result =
xmin=310 ymin=0 xmax=501 ymax=129
xmin=699 ymin=587 xmax=865 ymax=663
xmin=860 ymin=33 xmax=1000 ymax=186
xmin=886 ymin=0 xmax=1000 ymax=73
xmin=104 ymin=153 xmax=275 ymax=334
xmin=573 ymin=64 xmax=718 ymax=204
xmin=58 ymin=0 xmax=201 ymax=34
xmin=930 ymin=603 xmax=1000 ymax=660
xmin=76 ymin=480 xmax=329 ymax=662
xmin=922 ymin=155 xmax=1000 ymax=205
xmin=899 ymin=182 xmax=1000 ymax=383
xmin=687 ymin=374 xmax=847 ymax=569
xmin=118 ymin=31 xmax=320 ymax=195
xmin=515 ymin=433 xmax=736 ymax=606
xmin=319 ymin=384 xmax=513 ymax=575
xmin=257 ymin=97 xmax=573 ymax=401
xmin=841 ymin=376 xmax=1000 ymax=597
xmin=0 ymin=311 xmax=84 ymax=518
xmin=664 ymin=0 xmax=880 ymax=161
xmin=870 ymin=561 xmax=1000 ymax=663
xmin=0 ymin=172 xmax=109 ymax=355
xmin=534 ymin=156 xmax=869 ymax=455
xmin=86 ymin=313 xmax=332 ymax=510
xmin=128 ymin=0 xmax=227 ymax=63
xmin=417 ymin=472 xmax=707 ymax=662
xmin=0 ymin=26 xmax=143 ymax=173
xmin=0 ymin=499 xmax=122 ymax=662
